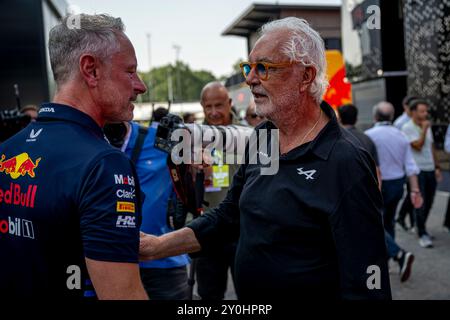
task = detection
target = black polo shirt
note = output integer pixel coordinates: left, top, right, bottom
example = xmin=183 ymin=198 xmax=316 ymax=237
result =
xmin=0 ymin=103 xmax=142 ymax=298
xmin=346 ymin=126 xmax=379 ymax=166
xmin=188 ymin=101 xmax=391 ymax=300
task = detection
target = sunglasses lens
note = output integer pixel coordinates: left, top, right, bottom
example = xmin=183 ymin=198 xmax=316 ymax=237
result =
xmin=256 ymin=63 xmax=267 ymax=78
xmin=242 ymin=64 xmax=251 ymax=77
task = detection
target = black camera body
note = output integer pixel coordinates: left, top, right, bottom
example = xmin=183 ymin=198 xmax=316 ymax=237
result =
xmin=155 ymin=113 xmax=187 ymax=153
xmin=155 ymin=113 xmax=254 ymax=157
xmin=0 ymin=108 xmax=31 ymax=142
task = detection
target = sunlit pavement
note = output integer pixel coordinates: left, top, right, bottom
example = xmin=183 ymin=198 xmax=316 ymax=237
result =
xmin=390 ymin=190 xmax=450 ymax=300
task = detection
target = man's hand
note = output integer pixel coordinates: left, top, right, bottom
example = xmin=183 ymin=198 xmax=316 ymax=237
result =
xmin=435 ymin=168 xmax=443 ymax=183
xmin=421 ymin=120 xmax=430 ymax=131
xmin=139 ymin=228 xmax=202 ymax=261
xmin=410 ymin=191 xmax=423 ymax=209
xmin=139 ymin=232 xmax=161 ymax=261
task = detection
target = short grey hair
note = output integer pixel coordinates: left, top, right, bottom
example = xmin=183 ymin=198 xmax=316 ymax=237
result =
xmin=373 ymin=101 xmax=395 ymax=122
xmin=49 ymin=14 xmax=125 ymax=85
xmin=260 ymin=17 xmax=328 ymax=104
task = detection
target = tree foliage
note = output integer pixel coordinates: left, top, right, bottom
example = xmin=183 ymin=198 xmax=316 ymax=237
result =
xmin=139 ymin=61 xmax=216 ymax=102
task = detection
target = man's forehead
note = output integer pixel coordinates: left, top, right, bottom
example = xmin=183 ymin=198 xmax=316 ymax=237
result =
xmin=112 ymin=36 xmax=137 ymax=66
xmin=417 ymin=104 xmax=429 ymax=110
xmin=203 ymin=87 xmax=228 ymax=100
xmin=249 ymin=30 xmax=289 ymax=61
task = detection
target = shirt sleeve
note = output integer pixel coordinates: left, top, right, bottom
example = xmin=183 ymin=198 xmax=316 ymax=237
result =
xmin=445 ymin=126 xmax=450 ymax=153
xmin=79 ymin=151 xmax=141 ymax=263
xmin=186 ymin=163 xmax=244 ymax=254
xmin=404 ymin=143 xmax=420 ymax=177
xmin=428 ymin=127 xmax=434 ymax=143
xmin=402 ymin=124 xmax=420 ymax=143
xmin=329 ymin=173 xmax=392 ymax=300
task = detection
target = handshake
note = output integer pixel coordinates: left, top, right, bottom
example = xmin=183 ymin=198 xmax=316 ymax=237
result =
xmin=139 ymin=229 xmax=201 ymax=262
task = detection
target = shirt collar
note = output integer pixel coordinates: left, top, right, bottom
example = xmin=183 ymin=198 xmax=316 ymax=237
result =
xmin=37 ymin=102 xmax=105 ymax=139
xmin=271 ymin=101 xmax=341 ymax=161
xmin=375 ymin=121 xmax=392 ymax=126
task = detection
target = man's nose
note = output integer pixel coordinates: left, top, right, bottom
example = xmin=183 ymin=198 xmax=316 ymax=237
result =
xmin=245 ymin=66 xmax=260 ymax=86
xmin=210 ymin=107 xmax=220 ymax=116
xmin=134 ymin=75 xmax=147 ymax=95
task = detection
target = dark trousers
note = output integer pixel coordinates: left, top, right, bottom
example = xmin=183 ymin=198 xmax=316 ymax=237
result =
xmin=397 ymin=183 xmax=415 ymax=227
xmin=196 ymin=244 xmax=236 ymax=301
xmin=381 ymin=177 xmax=406 ymax=238
xmin=445 ymin=197 xmax=450 ymax=229
xmin=140 ymin=266 xmax=190 ymax=300
xmin=415 ymin=170 xmax=437 ymax=237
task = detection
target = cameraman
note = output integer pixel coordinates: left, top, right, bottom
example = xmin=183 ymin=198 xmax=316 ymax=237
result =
xmin=108 ymin=110 xmax=190 ymax=300
xmin=194 ymin=82 xmax=242 ymax=300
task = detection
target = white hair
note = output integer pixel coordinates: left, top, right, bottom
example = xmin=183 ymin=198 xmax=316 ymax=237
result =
xmin=260 ymin=17 xmax=328 ymax=103
xmin=49 ymin=14 xmax=125 ymax=86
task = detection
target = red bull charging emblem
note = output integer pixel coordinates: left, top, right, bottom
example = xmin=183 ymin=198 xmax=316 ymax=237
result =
xmin=0 ymin=153 xmax=41 ymax=179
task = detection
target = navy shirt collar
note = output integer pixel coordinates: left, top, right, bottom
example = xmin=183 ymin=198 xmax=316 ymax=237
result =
xmin=265 ymin=101 xmax=341 ymax=161
xmin=37 ymin=103 xmax=105 ymax=139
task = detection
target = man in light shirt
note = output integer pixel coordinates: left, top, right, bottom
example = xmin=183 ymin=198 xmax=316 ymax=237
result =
xmin=401 ymin=99 xmax=442 ymax=248
xmin=395 ymin=96 xmax=419 ymax=231
xmin=366 ymin=101 xmax=422 ymax=282
xmin=393 ymin=95 xmax=418 ymax=130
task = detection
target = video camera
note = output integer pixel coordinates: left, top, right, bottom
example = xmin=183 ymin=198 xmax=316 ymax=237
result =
xmin=155 ymin=113 xmax=253 ymax=159
xmin=0 ymin=108 xmax=31 ymax=142
xmin=155 ymin=113 xmax=253 ymax=217
xmin=0 ymin=84 xmax=31 ymax=142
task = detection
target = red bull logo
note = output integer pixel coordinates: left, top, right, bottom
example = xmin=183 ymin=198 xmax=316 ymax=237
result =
xmin=0 ymin=183 xmax=38 ymax=208
xmin=0 ymin=153 xmax=41 ymax=179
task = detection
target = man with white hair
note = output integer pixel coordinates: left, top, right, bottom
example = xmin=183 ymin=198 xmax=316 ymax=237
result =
xmin=0 ymin=14 xmax=148 ymax=299
xmin=365 ymin=101 xmax=422 ymax=282
xmin=140 ymin=17 xmax=391 ymax=299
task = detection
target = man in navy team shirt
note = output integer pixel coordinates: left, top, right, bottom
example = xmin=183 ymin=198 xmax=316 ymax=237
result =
xmin=0 ymin=14 xmax=148 ymax=299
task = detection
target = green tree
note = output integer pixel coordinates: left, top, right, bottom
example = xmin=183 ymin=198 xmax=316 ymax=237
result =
xmin=139 ymin=62 xmax=216 ymax=102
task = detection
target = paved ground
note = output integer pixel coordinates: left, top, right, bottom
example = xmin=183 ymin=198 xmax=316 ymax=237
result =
xmin=390 ymin=191 xmax=450 ymax=300
xmin=192 ymin=190 xmax=450 ymax=301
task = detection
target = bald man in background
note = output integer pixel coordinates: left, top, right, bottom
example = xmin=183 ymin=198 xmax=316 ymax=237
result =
xmin=193 ymin=82 xmax=240 ymax=300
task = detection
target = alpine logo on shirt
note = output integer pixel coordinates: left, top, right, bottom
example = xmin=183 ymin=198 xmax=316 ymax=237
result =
xmin=297 ymin=167 xmax=317 ymax=180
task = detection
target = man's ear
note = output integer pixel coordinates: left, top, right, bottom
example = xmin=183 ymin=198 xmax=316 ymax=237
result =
xmin=79 ymin=54 xmax=99 ymax=87
xmin=299 ymin=66 xmax=317 ymax=93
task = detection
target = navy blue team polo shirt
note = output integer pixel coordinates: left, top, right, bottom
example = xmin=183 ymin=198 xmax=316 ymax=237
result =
xmin=0 ymin=103 xmax=142 ymax=298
